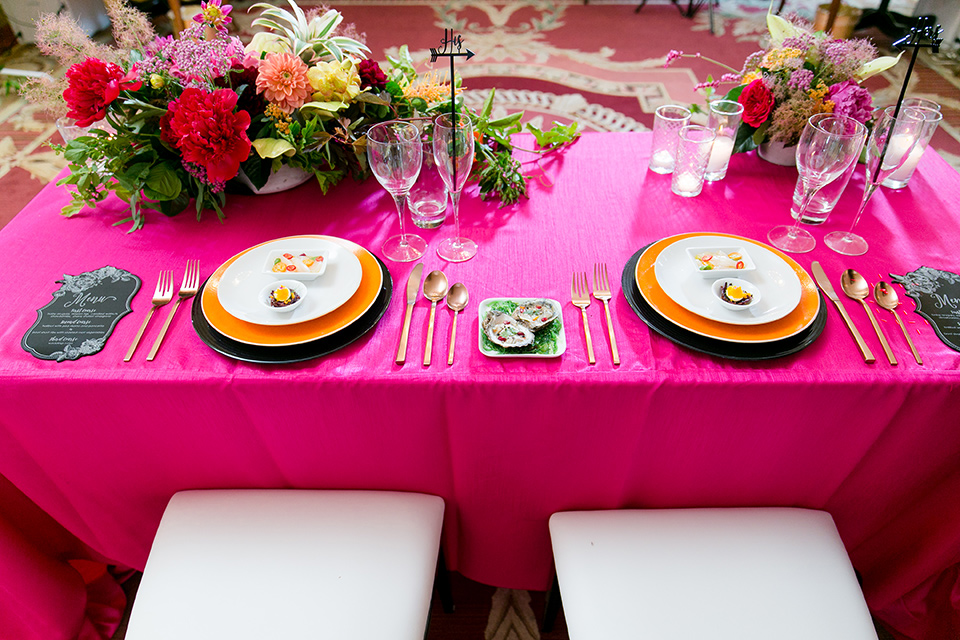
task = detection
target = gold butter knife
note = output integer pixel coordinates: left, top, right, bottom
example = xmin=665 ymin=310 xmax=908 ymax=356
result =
xmin=396 ymin=263 xmax=423 ymax=365
xmin=811 ymin=262 xmax=875 ymax=364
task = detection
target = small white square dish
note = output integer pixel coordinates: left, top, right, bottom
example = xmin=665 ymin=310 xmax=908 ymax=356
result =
xmin=478 ymin=298 xmax=566 ymax=358
xmin=686 ymin=246 xmax=756 ymax=278
xmin=263 ymin=250 xmax=328 ymax=281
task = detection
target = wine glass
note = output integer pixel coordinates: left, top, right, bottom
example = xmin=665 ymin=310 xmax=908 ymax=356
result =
xmin=768 ymin=113 xmax=866 ymax=253
xmin=825 ymin=106 xmax=924 ymax=256
xmin=433 ymin=112 xmax=477 ymax=262
xmin=366 ymin=121 xmax=426 ymax=262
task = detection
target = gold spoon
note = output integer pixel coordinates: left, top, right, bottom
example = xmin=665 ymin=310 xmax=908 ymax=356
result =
xmin=874 ymin=281 xmax=922 ymax=365
xmin=841 ymin=269 xmax=897 ymax=365
xmin=445 ymin=283 xmax=469 ymax=365
xmin=422 ymin=270 xmax=449 ymax=367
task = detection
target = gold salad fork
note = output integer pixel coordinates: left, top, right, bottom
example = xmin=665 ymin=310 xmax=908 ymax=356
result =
xmin=147 ymin=260 xmax=200 ymax=361
xmin=572 ymin=272 xmax=596 ymax=365
xmin=124 ymin=270 xmax=174 ymax=362
xmin=592 ymin=263 xmax=620 ymax=365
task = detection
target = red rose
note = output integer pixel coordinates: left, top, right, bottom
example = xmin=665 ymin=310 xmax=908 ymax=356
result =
xmin=738 ymin=79 xmax=775 ymax=128
xmin=161 ymin=87 xmax=251 ymax=183
xmin=63 ymin=58 xmax=142 ymax=127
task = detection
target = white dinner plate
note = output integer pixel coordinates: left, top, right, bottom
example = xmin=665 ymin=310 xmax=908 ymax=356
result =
xmin=654 ymin=235 xmax=802 ymax=326
xmin=217 ymin=237 xmax=363 ymax=326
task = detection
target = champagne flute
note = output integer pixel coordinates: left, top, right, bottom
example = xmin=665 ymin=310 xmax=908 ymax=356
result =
xmin=768 ymin=114 xmax=866 ymax=253
xmin=825 ymin=106 xmax=924 ymax=256
xmin=366 ymin=121 xmax=426 ymax=262
xmin=434 ymin=112 xmax=477 ymax=262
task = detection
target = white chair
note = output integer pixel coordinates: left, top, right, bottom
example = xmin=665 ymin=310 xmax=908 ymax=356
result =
xmin=548 ymin=507 xmax=879 ymax=640
xmin=124 ymin=489 xmax=445 ymax=640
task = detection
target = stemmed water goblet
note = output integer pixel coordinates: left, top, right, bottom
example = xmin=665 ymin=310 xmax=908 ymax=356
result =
xmin=824 ymin=106 xmax=924 ymax=256
xmin=768 ymin=113 xmax=867 ymax=253
xmin=366 ymin=121 xmax=426 ymax=262
xmin=433 ymin=112 xmax=477 ymax=262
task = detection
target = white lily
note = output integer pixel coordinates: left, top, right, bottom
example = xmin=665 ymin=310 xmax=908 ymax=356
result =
xmin=856 ymin=52 xmax=904 ymax=81
xmin=766 ymin=0 xmax=803 ymax=47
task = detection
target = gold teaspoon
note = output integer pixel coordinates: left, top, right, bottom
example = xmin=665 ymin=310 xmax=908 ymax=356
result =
xmin=446 ymin=283 xmax=469 ymax=365
xmin=422 ymin=270 xmax=449 ymax=367
xmin=874 ymin=281 xmax=922 ymax=365
xmin=841 ymin=269 xmax=897 ymax=365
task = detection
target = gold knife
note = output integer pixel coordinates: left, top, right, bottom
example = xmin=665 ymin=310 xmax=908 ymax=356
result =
xmin=811 ymin=261 xmax=876 ymax=364
xmin=396 ymin=263 xmax=424 ymax=365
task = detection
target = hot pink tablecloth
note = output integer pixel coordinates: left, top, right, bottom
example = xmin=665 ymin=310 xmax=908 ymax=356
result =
xmin=1 ymin=132 xmax=959 ymax=640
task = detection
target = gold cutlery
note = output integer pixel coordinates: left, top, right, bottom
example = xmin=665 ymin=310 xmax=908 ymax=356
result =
xmin=841 ymin=269 xmax=896 ymax=365
xmin=422 ymin=270 xmax=449 ymax=366
xmin=146 ymin=260 xmax=200 ymax=361
xmin=874 ymin=281 xmax=922 ymax=365
xmin=446 ymin=283 xmax=469 ymax=365
xmin=572 ymin=271 xmax=595 ymax=365
xmin=591 ymin=262 xmax=620 ymax=365
xmin=811 ymin=262 xmax=875 ymax=364
xmin=125 ymin=270 xmax=173 ymax=362
xmin=395 ymin=263 xmax=423 ymax=365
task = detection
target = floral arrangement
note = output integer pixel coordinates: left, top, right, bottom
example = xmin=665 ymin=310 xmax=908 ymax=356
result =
xmin=664 ymin=11 xmax=900 ymax=151
xmin=22 ymin=0 xmax=578 ymax=230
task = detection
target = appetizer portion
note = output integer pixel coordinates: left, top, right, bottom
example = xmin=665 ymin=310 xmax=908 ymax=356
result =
xmin=479 ymin=298 xmax=565 ymax=357
xmin=686 ymin=246 xmax=756 ymax=278
xmin=264 ymin=250 xmax=328 ymax=280
xmin=511 ymin=299 xmax=560 ymax=331
xmin=482 ymin=311 xmax=536 ymax=348
xmin=711 ymin=277 xmax=761 ymax=312
xmin=259 ymin=279 xmax=307 ymax=313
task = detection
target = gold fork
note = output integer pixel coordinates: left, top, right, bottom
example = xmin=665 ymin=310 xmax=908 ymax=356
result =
xmin=124 ymin=270 xmax=174 ymax=362
xmin=572 ymin=271 xmax=595 ymax=365
xmin=147 ymin=260 xmax=200 ymax=361
xmin=592 ymin=263 xmax=620 ymax=365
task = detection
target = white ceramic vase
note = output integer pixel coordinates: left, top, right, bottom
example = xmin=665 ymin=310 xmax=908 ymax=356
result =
xmin=757 ymin=141 xmax=798 ymax=167
xmin=237 ymin=165 xmax=313 ymax=194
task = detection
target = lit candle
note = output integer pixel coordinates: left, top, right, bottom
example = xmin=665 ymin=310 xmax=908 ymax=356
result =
xmin=706 ymin=137 xmax=734 ymax=173
xmin=886 ymin=144 xmax=925 ymax=182
xmin=881 ymin=133 xmax=915 ymax=171
xmin=673 ymin=172 xmax=701 ymax=195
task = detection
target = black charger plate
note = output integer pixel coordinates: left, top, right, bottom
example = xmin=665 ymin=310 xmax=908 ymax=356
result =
xmin=191 ymin=255 xmax=392 ymax=364
xmin=621 ymin=245 xmax=826 ymax=360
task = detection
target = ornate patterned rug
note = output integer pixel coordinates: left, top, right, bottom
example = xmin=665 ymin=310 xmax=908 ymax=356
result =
xmin=1 ymin=0 xmax=958 ymax=230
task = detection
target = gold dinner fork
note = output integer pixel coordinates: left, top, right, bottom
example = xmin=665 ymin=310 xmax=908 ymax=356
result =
xmin=572 ymin=271 xmax=596 ymax=365
xmin=124 ymin=270 xmax=174 ymax=362
xmin=147 ymin=260 xmax=200 ymax=361
xmin=592 ymin=263 xmax=620 ymax=365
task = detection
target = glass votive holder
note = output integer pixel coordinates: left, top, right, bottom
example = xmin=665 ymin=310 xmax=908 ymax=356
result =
xmin=790 ymin=156 xmax=857 ymax=225
xmin=881 ymin=105 xmax=942 ymax=190
xmin=409 ymin=143 xmax=448 ymax=229
xmin=56 ymin=117 xmax=94 ymax=143
xmin=649 ymin=105 xmax=691 ymax=174
xmin=671 ymin=125 xmax=716 ymax=198
xmin=705 ymin=99 xmax=744 ymax=182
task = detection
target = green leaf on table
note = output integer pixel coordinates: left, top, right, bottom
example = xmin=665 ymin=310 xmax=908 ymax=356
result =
xmin=526 ymin=122 xmax=581 ymax=149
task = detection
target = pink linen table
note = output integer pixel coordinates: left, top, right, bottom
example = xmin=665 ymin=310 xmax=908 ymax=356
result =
xmin=0 ymin=132 xmax=959 ymax=640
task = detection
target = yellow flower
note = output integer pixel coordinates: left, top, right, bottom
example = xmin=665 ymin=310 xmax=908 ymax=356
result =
xmin=741 ymin=71 xmax=762 ymax=85
xmin=807 ymin=80 xmax=829 ymax=101
xmin=307 ymin=58 xmax=361 ymax=103
xmin=761 ymin=47 xmax=803 ymax=71
xmin=149 ymin=74 xmax=164 ymax=90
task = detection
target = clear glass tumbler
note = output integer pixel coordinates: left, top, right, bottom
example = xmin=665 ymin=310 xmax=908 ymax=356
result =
xmin=648 ymin=105 xmax=691 ymax=174
xmin=671 ymin=125 xmax=716 ymax=198
xmin=409 ymin=138 xmax=448 ymax=229
xmin=881 ymin=105 xmax=942 ymax=189
xmin=705 ymin=99 xmax=744 ymax=182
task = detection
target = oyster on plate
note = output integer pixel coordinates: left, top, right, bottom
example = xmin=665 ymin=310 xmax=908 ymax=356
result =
xmin=482 ymin=311 xmax=536 ymax=348
xmin=511 ymin=299 xmax=559 ymax=331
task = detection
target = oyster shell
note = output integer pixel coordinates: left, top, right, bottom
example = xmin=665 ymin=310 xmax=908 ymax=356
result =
xmin=483 ymin=310 xmax=535 ymax=348
xmin=511 ymin=299 xmax=559 ymax=331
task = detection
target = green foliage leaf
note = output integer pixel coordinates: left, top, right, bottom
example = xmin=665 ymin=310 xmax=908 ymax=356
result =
xmin=144 ymin=164 xmax=182 ymax=200
xmin=252 ymin=137 xmax=298 ymax=159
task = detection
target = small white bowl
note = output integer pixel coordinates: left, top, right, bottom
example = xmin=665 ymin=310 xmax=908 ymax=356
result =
xmin=712 ymin=278 xmax=761 ymax=312
xmin=263 ymin=249 xmax=328 ymax=281
xmin=687 ymin=246 xmax=756 ymax=278
xmin=259 ymin=280 xmax=307 ymax=313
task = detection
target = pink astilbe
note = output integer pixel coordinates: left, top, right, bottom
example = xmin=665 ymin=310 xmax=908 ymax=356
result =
xmin=104 ymin=0 xmax=156 ymax=56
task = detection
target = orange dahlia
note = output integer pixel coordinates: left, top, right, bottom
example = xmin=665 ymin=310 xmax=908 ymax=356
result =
xmin=255 ymin=52 xmax=311 ymax=114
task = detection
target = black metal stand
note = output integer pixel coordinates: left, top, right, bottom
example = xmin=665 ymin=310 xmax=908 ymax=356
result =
xmin=856 ymin=0 xmax=925 ymax=40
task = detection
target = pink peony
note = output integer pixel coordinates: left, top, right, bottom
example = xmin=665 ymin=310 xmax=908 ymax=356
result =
xmin=160 ymin=87 xmax=251 ymax=183
xmin=255 ymin=52 xmax=312 ymax=114
xmin=826 ymin=80 xmax=873 ymax=124
xmin=63 ymin=58 xmax=142 ymax=127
